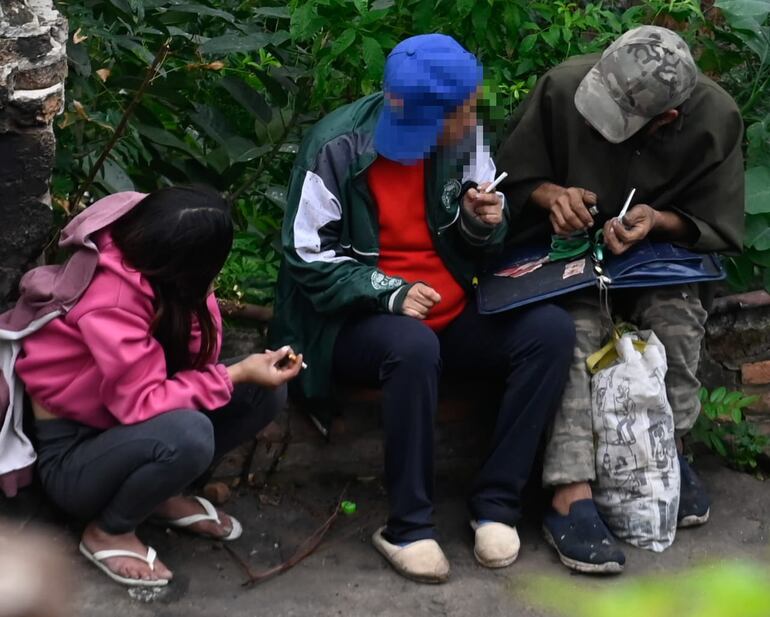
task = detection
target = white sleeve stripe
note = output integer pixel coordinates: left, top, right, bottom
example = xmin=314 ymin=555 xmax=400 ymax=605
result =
xmin=293 ymin=170 xmax=353 ymax=265
xmin=387 ymin=287 xmax=405 ymax=313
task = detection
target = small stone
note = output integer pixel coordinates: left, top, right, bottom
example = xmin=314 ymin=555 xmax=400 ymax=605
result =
xmin=203 ymin=481 xmax=231 ymax=505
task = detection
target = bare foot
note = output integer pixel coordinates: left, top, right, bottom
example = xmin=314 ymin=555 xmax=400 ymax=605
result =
xmin=552 ymin=481 xmax=593 ymax=516
xmin=153 ymin=495 xmax=235 ymax=539
xmin=81 ymin=522 xmax=173 ymax=582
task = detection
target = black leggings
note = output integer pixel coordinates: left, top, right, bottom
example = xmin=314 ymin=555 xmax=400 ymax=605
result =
xmin=34 ymin=383 xmax=284 ymax=534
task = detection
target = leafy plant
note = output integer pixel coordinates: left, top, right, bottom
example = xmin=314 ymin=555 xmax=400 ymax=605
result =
xmin=52 ymin=0 xmax=770 ymax=304
xmin=692 ymin=386 xmax=769 ymax=471
xmin=527 ymin=560 xmax=770 ymax=617
xmin=54 ymin=0 xmax=308 ymax=303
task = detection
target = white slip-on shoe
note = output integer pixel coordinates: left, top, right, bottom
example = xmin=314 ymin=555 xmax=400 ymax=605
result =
xmin=470 ymin=520 xmax=520 ymax=568
xmin=372 ymin=526 xmax=450 ymax=584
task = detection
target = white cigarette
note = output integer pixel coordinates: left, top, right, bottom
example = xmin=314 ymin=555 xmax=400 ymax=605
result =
xmin=484 ymin=171 xmax=508 ymax=193
xmin=617 ymin=187 xmax=636 ymax=220
xmin=301 ymin=361 xmax=308 ymax=370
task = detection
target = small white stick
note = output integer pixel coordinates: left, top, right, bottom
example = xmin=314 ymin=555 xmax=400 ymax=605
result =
xmin=617 ymin=187 xmax=636 ymax=221
xmin=483 ymin=171 xmax=508 ymax=193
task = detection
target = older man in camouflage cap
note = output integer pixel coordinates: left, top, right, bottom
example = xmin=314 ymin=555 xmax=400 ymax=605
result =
xmin=496 ymin=26 xmax=744 ymax=574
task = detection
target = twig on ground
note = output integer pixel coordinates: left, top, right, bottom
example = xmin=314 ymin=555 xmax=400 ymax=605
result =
xmin=225 ymin=482 xmax=349 ymax=586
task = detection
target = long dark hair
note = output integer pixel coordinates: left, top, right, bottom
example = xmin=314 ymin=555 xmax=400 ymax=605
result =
xmin=111 ymin=186 xmax=233 ymax=375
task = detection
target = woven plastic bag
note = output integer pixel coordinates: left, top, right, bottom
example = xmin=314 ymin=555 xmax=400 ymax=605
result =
xmin=589 ymin=329 xmax=680 ymax=552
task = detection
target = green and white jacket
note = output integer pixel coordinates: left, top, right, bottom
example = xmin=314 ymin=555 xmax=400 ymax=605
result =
xmin=269 ymin=93 xmax=508 ymax=423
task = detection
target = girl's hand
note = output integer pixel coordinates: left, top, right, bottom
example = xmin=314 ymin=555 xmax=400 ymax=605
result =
xmin=227 ymin=346 xmax=303 ymax=387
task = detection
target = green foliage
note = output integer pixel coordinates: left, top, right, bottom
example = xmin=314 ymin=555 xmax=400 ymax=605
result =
xmin=528 ymin=561 xmax=770 ymax=617
xmin=691 ymin=386 xmax=769 ymax=472
xmin=53 ymin=0 xmax=770 ymax=303
xmin=706 ymin=0 xmax=770 ymax=291
xmin=54 ymin=0 xmax=304 ymax=302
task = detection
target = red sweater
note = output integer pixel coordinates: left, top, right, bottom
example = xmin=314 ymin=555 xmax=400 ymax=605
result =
xmin=368 ymin=156 xmax=467 ymax=331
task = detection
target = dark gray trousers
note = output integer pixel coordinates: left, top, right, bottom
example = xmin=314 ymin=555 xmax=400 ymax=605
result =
xmin=34 ymin=383 xmax=285 ymax=534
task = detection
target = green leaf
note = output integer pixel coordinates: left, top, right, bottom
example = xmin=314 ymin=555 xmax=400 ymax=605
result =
xmin=330 ymin=29 xmax=357 ymax=57
xmin=710 ymin=433 xmax=729 ymax=457
xmin=745 ymin=214 xmax=770 ymax=250
xmin=746 ymin=119 xmax=770 ymax=168
xmin=67 ymin=39 xmax=92 ymax=77
xmin=96 ymin=158 xmax=134 ymax=193
xmin=745 ymin=247 xmax=770 ymax=268
xmin=698 ymin=386 xmax=709 ymax=402
xmin=456 ymin=0 xmax=475 ymax=18
xmin=724 ymin=390 xmax=744 ymax=405
xmin=251 ymin=68 xmax=291 ymax=106
xmin=361 ymin=36 xmax=385 ymax=80
xmin=353 ymin=0 xmax=368 ymax=15
xmin=218 ymin=76 xmax=272 ymax=123
xmin=731 ymin=407 xmax=744 ymax=423
xmin=716 ymin=0 xmax=770 ymax=20
xmin=291 ymin=2 xmax=320 ymax=40
xmin=200 ymin=33 xmax=271 ymax=55
xmin=189 ymin=103 xmax=238 ymax=147
xmin=371 ymin=0 xmax=394 ymax=9
xmin=161 ymin=4 xmax=236 ymax=23
xmin=134 ymin=123 xmax=203 ymax=162
xmin=225 ymin=139 xmax=271 ymax=163
xmin=746 ymin=167 xmax=770 ymax=214
xmin=520 ymin=34 xmax=538 ymax=53
xmin=542 ymin=26 xmax=561 ymax=48
xmin=710 ymin=386 xmax=728 ymax=403
xmin=738 ymin=395 xmax=761 ymax=408
xmin=113 ymin=36 xmax=155 ymax=65
xmin=253 ymin=6 xmax=291 ymax=19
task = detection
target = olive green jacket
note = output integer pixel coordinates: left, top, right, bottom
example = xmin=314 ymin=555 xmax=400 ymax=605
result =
xmin=497 ymin=54 xmax=745 ymax=252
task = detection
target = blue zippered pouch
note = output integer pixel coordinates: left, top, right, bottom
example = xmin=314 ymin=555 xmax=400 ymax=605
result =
xmin=476 ymin=240 xmax=724 ymax=314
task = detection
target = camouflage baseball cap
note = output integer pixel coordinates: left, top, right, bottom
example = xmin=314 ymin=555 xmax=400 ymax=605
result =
xmin=574 ymin=26 xmax=698 ymax=143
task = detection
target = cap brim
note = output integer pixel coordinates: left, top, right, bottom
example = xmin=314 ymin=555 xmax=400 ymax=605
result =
xmin=373 ymin=106 xmax=444 ymax=164
xmin=574 ymin=66 xmax=649 ymax=144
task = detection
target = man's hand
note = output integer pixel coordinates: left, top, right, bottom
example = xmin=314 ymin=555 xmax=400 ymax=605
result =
xmin=603 ymin=204 xmax=656 ymax=255
xmin=530 ymin=182 xmax=596 ymax=236
xmin=401 ymin=283 xmax=441 ymax=320
xmin=227 ymin=347 xmax=303 ymax=387
xmin=462 ymin=183 xmax=504 ymax=226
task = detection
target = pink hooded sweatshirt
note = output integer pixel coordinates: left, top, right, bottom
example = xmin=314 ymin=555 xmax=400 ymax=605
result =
xmin=15 ymin=230 xmax=234 ymax=429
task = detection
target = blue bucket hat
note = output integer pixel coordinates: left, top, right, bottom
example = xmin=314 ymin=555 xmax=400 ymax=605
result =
xmin=374 ymin=34 xmax=482 ymax=164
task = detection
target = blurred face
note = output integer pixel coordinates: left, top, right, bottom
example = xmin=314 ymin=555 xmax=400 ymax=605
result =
xmin=439 ymin=91 xmax=479 ymax=146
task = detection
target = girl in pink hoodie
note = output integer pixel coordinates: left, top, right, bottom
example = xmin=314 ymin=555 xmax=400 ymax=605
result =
xmin=16 ymin=186 xmax=302 ymax=587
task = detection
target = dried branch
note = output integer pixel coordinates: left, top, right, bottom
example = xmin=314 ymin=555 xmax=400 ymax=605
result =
xmin=225 ymin=483 xmax=349 ymax=586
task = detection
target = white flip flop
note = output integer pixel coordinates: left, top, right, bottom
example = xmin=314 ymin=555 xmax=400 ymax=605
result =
xmin=79 ymin=542 xmax=169 ymax=587
xmin=160 ymin=496 xmax=242 ymax=541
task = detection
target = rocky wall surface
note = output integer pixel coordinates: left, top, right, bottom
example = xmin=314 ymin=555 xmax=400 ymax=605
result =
xmin=0 ymin=0 xmax=67 ymax=309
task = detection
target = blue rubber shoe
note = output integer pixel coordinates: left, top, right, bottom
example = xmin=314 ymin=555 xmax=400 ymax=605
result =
xmin=678 ymin=455 xmax=711 ymax=528
xmin=543 ymin=499 xmax=625 ymax=574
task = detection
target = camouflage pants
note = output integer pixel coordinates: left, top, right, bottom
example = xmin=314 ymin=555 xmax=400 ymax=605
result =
xmin=542 ymin=284 xmax=708 ymax=487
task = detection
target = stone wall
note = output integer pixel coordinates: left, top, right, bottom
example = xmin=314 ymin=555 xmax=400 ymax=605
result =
xmin=0 ymin=0 xmax=67 ymax=310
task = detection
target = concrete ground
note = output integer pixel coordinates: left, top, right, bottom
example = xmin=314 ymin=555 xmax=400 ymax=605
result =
xmin=3 ymin=454 xmax=768 ymax=617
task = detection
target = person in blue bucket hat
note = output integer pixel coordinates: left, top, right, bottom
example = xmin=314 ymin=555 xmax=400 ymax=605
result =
xmin=270 ymin=34 xmax=575 ymax=583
